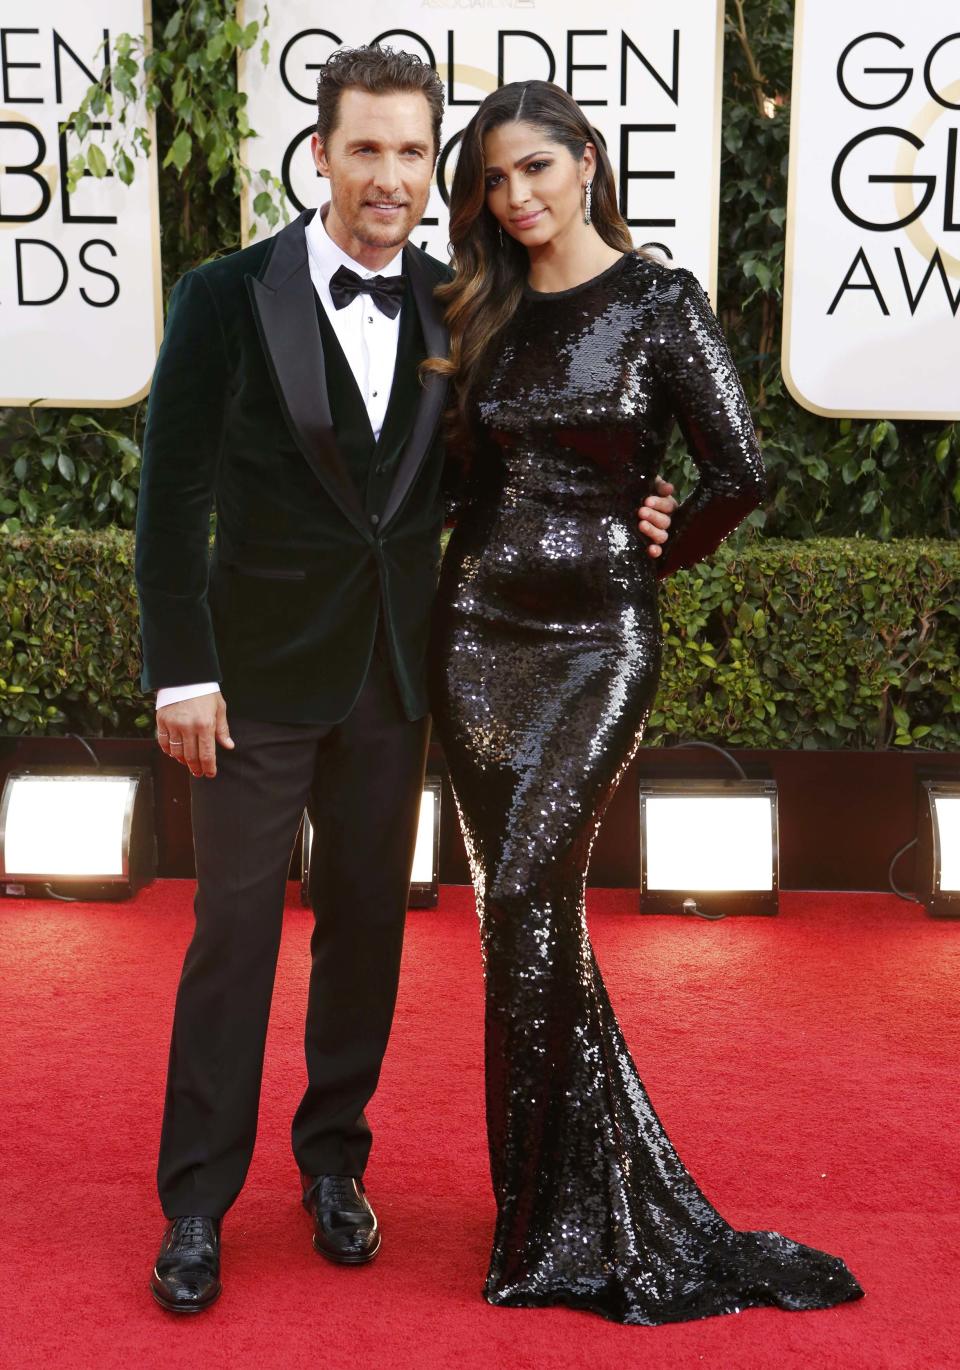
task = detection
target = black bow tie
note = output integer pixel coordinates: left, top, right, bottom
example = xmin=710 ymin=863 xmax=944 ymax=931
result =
xmin=329 ymin=264 xmax=405 ymax=319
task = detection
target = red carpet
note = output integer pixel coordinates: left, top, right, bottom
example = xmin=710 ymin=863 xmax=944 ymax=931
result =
xmin=2 ymin=884 xmax=958 ymax=1369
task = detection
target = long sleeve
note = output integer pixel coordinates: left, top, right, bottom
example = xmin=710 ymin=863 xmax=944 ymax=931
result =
xmin=651 ymin=268 xmax=766 ymax=580
xmin=135 ymin=270 xmax=228 ymax=690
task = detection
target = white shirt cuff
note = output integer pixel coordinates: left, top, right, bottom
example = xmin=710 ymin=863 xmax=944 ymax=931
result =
xmin=156 ymin=682 xmax=220 ymax=710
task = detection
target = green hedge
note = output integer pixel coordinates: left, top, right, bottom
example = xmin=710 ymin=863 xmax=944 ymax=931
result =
xmin=2 ymin=530 xmax=958 ymax=748
xmin=652 ymin=537 xmax=959 ymax=749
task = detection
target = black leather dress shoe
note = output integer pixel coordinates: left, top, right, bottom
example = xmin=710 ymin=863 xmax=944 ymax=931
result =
xmin=302 ymin=1174 xmax=381 ymax=1264
xmin=150 ymin=1215 xmax=222 ymax=1313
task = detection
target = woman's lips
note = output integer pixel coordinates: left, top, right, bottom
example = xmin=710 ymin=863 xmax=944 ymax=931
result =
xmin=511 ymin=208 xmax=545 ymax=229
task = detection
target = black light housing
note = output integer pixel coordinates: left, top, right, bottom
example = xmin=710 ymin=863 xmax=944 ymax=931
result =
xmin=0 ymin=766 xmax=156 ymax=900
xmin=299 ymin=776 xmax=442 ymax=909
xmin=639 ymin=777 xmax=779 ymax=917
xmin=915 ymin=779 xmax=960 ymax=919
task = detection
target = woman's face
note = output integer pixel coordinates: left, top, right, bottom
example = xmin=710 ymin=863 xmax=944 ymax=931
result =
xmin=482 ymin=120 xmax=592 ymax=250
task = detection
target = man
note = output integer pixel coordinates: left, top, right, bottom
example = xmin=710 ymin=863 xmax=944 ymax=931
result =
xmin=136 ymin=44 xmax=677 ymax=1314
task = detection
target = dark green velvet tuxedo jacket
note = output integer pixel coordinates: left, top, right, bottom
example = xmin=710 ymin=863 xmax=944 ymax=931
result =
xmin=135 ymin=209 xmax=452 ymax=724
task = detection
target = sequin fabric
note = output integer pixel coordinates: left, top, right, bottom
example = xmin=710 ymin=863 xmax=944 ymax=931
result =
xmin=429 ymin=253 xmax=864 ymax=1324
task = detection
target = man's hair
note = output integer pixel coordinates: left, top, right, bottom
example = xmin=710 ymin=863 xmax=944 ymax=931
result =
xmin=316 ymin=44 xmax=445 ymax=158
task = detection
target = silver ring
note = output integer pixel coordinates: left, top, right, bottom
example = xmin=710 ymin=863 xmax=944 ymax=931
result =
xmin=169 ymin=741 xmax=184 ymax=749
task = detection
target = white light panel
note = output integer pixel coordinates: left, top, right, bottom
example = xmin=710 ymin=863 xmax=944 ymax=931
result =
xmin=411 ymin=789 xmax=437 ymax=885
xmin=3 ymin=774 xmax=135 ymax=877
xmin=645 ymin=795 xmax=774 ymax=891
xmin=933 ymin=794 xmax=960 ymax=892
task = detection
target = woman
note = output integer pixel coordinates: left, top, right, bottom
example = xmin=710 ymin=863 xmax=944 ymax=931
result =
xmin=427 ymin=81 xmax=864 ymax=1325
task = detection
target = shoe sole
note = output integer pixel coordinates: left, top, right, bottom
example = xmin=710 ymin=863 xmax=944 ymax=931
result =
xmin=313 ymin=1231 xmax=382 ymax=1265
xmin=150 ymin=1282 xmax=223 ymax=1314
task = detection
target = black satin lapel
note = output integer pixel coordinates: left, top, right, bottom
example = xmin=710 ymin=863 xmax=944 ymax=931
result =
xmin=380 ymin=247 xmax=450 ymax=531
xmin=247 ymin=214 xmax=369 ymax=539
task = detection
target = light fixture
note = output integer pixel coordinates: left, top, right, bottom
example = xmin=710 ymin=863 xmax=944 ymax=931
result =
xmin=639 ymin=778 xmax=779 ymax=917
xmin=915 ymin=780 xmax=960 ymax=918
xmin=300 ymin=776 xmax=442 ymax=909
xmin=0 ymin=767 xmax=156 ymax=900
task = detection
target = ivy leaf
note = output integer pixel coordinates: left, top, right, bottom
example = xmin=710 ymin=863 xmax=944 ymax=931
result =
xmin=163 ymin=9 xmax=182 ymax=41
xmin=57 ymin=453 xmax=76 ymax=482
xmin=113 ymin=435 xmax=140 ymax=466
xmin=206 ymin=32 xmax=228 ymax=63
xmin=165 ymin=130 xmax=193 ymax=172
xmin=87 ymin=143 xmax=108 ymax=178
xmin=117 ymin=149 xmax=135 ymax=185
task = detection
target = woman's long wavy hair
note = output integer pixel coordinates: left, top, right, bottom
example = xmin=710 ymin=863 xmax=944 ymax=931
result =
xmin=424 ymin=81 xmax=635 ymax=448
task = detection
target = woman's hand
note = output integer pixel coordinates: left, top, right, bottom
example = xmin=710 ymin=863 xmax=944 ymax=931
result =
xmin=638 ymin=476 xmax=678 ymax=560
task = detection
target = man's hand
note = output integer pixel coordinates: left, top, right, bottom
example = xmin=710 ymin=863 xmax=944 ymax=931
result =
xmin=638 ymin=475 xmax=679 ymax=560
xmin=156 ymin=692 xmax=234 ymax=779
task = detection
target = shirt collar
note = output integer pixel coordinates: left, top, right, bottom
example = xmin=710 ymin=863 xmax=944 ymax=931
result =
xmin=305 ymin=204 xmax=404 ymax=284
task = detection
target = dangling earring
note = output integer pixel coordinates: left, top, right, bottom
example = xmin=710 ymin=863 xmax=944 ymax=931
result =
xmin=583 ymin=181 xmax=593 ymax=226
xmin=498 ymin=223 xmax=504 ymax=248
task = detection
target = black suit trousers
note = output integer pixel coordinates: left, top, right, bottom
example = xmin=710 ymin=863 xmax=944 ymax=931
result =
xmin=157 ymin=629 xmax=430 ymax=1218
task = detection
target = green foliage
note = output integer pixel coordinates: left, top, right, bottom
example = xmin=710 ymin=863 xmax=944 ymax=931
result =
xmin=0 ymin=529 xmax=148 ymax=736
xmin=650 ymin=537 xmax=960 ymax=751
xmin=3 ymin=530 xmax=958 ymax=747
xmin=64 ymin=0 xmax=287 ymax=278
xmin=0 ymin=411 xmax=141 ymax=534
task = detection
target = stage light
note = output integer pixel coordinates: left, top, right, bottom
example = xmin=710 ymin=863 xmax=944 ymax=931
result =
xmin=0 ymin=767 xmax=156 ymax=900
xmin=300 ymin=777 xmax=442 ymax=909
xmin=639 ymin=779 xmax=779 ymax=917
xmin=915 ymin=780 xmax=960 ymax=919
xmin=409 ymin=777 xmax=442 ymax=908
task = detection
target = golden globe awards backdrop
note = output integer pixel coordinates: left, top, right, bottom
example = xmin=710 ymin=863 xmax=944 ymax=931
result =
xmin=784 ymin=0 xmax=960 ymax=420
xmin=0 ymin=1 xmax=162 ymax=408
xmin=237 ymin=0 xmax=725 ymax=298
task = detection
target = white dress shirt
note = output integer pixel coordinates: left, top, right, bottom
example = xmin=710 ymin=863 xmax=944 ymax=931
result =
xmin=156 ymin=209 xmax=405 ymax=711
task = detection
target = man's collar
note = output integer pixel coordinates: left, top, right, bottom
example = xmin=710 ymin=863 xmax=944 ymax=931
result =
xmin=305 ymin=203 xmax=404 ymax=282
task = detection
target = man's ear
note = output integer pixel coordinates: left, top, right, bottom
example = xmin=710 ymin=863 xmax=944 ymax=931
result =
xmin=311 ymin=132 xmax=330 ymax=178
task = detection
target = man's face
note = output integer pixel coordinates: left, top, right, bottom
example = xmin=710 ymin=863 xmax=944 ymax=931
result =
xmin=312 ymin=88 xmax=435 ymax=265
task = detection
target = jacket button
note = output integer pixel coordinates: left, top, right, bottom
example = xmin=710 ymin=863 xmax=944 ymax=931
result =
xmin=370 ymin=513 xmax=380 ymax=526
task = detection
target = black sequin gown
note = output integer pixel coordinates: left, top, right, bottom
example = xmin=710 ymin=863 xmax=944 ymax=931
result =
xmin=429 ymin=253 xmax=865 ymax=1325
